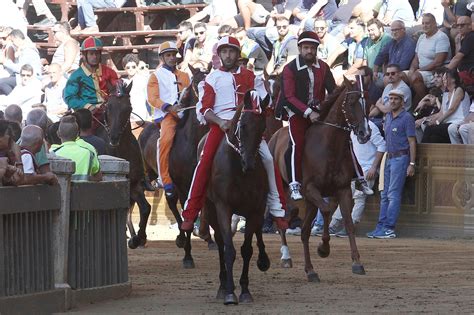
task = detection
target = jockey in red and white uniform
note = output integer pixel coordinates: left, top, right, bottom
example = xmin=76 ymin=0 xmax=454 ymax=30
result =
xmin=180 ymin=36 xmax=288 ymax=232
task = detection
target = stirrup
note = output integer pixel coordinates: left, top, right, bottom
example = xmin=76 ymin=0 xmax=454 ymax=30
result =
xmin=356 ymin=179 xmax=374 ymax=195
xmin=289 ymin=182 xmax=303 ymax=201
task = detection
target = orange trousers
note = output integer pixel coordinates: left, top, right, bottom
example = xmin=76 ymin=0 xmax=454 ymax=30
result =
xmin=157 ymin=114 xmax=178 ymax=188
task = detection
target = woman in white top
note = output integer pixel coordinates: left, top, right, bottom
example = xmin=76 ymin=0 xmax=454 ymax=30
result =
xmin=422 ymin=69 xmax=470 ymax=143
xmin=120 ymin=54 xmax=149 ymax=135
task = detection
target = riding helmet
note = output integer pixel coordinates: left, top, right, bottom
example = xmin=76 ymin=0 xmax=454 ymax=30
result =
xmin=81 ymin=36 xmax=104 ymax=51
xmin=216 ymin=36 xmax=241 ymax=54
xmin=158 ymin=41 xmax=178 ymax=55
xmin=297 ymin=31 xmax=320 ymax=46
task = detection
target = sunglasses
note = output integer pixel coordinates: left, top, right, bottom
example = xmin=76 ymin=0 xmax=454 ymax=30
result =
xmin=385 ymin=71 xmax=398 ymax=76
xmin=20 ymin=73 xmax=32 ymax=77
xmin=314 ymin=27 xmax=326 ymax=31
xmin=194 ymin=31 xmax=205 ymax=36
xmin=454 ymin=23 xmax=470 ymax=28
xmin=125 ymin=65 xmax=137 ymax=69
xmin=276 ymin=25 xmax=288 ymax=30
xmin=139 ymin=64 xmax=149 ymax=70
xmin=390 ymin=28 xmax=403 ymax=32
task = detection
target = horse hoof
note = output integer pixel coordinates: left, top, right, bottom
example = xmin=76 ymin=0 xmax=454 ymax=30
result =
xmin=257 ymin=253 xmax=270 ymax=272
xmin=352 ymin=263 xmax=366 ymax=275
xmin=175 ymin=234 xmax=186 ymax=248
xmin=128 ymin=236 xmax=141 ymax=249
xmin=280 ymin=258 xmax=293 ymax=268
xmin=239 ymin=292 xmax=254 ymax=303
xmin=317 ymin=243 xmax=330 ymax=258
xmin=216 ymin=288 xmax=226 ymax=300
xmin=182 ymin=258 xmax=195 ymax=269
xmin=307 ymin=271 xmax=320 ymax=283
xmin=208 ymin=241 xmax=218 ymax=251
xmin=224 ymin=293 xmax=238 ymax=305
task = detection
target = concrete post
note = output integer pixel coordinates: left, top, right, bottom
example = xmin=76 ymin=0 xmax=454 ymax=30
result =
xmin=48 ymin=154 xmax=75 ymax=295
xmin=98 ymin=155 xmax=130 ymax=181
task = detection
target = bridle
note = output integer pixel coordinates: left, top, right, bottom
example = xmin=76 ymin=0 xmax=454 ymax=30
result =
xmin=315 ymin=89 xmax=367 ymax=133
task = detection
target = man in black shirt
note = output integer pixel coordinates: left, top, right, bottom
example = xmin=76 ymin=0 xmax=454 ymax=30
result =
xmin=446 ymin=15 xmax=474 ymax=85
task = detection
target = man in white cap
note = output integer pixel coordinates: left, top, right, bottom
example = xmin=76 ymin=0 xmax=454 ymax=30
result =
xmin=367 ymin=88 xmax=416 ymax=239
xmin=147 ymin=41 xmax=190 ymax=198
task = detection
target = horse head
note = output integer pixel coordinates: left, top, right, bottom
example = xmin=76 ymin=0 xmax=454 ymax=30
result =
xmin=105 ymin=80 xmax=133 ymax=147
xmin=342 ymin=76 xmax=371 ymax=144
xmin=235 ymin=90 xmax=269 ymax=173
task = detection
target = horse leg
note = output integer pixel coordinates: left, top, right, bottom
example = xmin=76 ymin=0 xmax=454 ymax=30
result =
xmin=127 ymin=200 xmax=136 ymax=239
xmin=128 ymin=188 xmax=151 ymax=249
xmin=212 ymin=222 xmax=227 ymax=300
xmin=336 ymin=187 xmax=365 ymax=275
xmin=198 ymin=206 xmax=217 ymax=251
xmin=165 ymin=193 xmax=186 ymax=249
xmin=255 ymin=226 xmax=270 ymax=272
xmin=214 ymin=201 xmax=237 ymax=305
xmin=239 ymin=220 xmax=254 ymax=303
xmin=279 ymin=230 xmax=292 ymax=268
xmin=318 ymin=197 xmax=338 ymax=259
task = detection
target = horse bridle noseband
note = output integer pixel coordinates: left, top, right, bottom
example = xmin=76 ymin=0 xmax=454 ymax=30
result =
xmin=316 ymin=90 xmax=367 ymax=132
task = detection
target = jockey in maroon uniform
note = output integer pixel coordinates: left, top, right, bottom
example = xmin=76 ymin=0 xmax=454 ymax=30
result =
xmin=276 ymin=31 xmax=373 ymax=200
xmin=180 ymin=36 xmax=288 ymax=232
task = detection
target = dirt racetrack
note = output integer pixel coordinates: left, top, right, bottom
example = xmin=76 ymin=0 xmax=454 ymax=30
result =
xmin=68 ymin=227 xmax=474 ymax=314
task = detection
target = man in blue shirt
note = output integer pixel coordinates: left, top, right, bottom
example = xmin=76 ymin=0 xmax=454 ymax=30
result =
xmin=367 ymin=89 xmax=416 ymax=239
xmin=373 ymin=20 xmax=416 ymax=76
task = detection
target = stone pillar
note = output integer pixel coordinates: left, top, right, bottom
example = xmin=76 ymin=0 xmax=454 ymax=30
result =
xmin=48 ymin=154 xmax=75 ymax=295
xmin=98 ymin=155 xmax=130 ymax=181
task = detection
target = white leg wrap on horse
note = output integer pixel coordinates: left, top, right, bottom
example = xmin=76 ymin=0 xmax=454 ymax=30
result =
xmin=259 ymin=140 xmax=285 ymax=217
xmin=280 ymin=245 xmax=291 ymax=260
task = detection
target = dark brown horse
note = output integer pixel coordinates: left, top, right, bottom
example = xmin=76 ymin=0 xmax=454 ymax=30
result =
xmin=139 ymin=64 xmax=211 ymax=268
xmin=96 ymin=82 xmax=151 ymax=249
xmin=269 ymin=77 xmax=370 ymax=281
xmin=205 ymin=91 xmax=271 ymax=305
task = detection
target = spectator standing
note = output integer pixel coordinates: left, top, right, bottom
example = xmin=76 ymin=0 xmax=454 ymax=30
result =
xmin=52 ymin=116 xmax=102 ymax=181
xmin=367 ymin=89 xmax=416 ymax=239
xmin=446 ymin=16 xmax=474 ymax=86
xmin=44 ymin=63 xmax=68 ymax=122
xmin=265 ymin=17 xmax=298 ymax=76
xmin=373 ymin=20 xmax=416 ymax=75
xmin=1 ymin=1 xmax=28 ymax=36
xmin=121 ymin=54 xmax=150 ymax=127
xmin=19 ymin=125 xmax=57 ymax=185
xmin=376 ymin=0 xmax=415 ymax=27
xmin=363 ymin=19 xmax=392 ymax=76
xmin=51 ymin=22 xmax=81 ymax=76
xmin=176 ymin=21 xmax=195 ymax=65
xmin=0 ymin=29 xmax=42 ymax=95
xmin=75 ymin=0 xmax=127 ymax=33
xmin=313 ymin=17 xmax=345 ymax=68
xmin=414 ymin=0 xmax=444 ymax=26
xmin=0 ymin=64 xmax=42 ymax=118
xmin=234 ymin=28 xmax=268 ymax=75
xmin=72 ymin=109 xmax=106 ymax=155
xmin=408 ymin=13 xmax=451 ymax=107
xmin=328 ymin=119 xmax=386 ymax=236
xmin=422 ymin=69 xmax=470 ymax=143
xmin=293 ymin=0 xmax=338 ymax=32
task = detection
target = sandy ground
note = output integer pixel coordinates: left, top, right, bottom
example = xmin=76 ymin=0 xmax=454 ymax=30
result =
xmin=67 ymin=225 xmax=474 ymax=314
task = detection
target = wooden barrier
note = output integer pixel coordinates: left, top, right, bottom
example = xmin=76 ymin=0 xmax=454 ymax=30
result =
xmin=360 ymin=144 xmax=474 ymax=238
xmin=0 ymin=155 xmax=131 ymax=314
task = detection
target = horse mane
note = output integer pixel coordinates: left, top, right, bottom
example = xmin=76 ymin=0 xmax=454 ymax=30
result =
xmin=176 ymin=107 xmax=191 ymax=129
xmin=319 ymin=84 xmax=347 ymax=121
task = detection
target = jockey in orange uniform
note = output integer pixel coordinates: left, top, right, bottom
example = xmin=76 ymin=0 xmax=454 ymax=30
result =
xmin=147 ymin=42 xmax=190 ymax=197
xmin=180 ymin=36 xmax=288 ymax=232
xmin=276 ymin=31 xmax=373 ymax=201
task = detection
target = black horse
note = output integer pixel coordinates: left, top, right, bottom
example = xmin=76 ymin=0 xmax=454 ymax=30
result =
xmin=204 ymin=91 xmax=271 ymax=305
xmin=96 ymin=82 xmax=151 ymax=249
xmin=139 ymin=64 xmax=212 ymax=268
